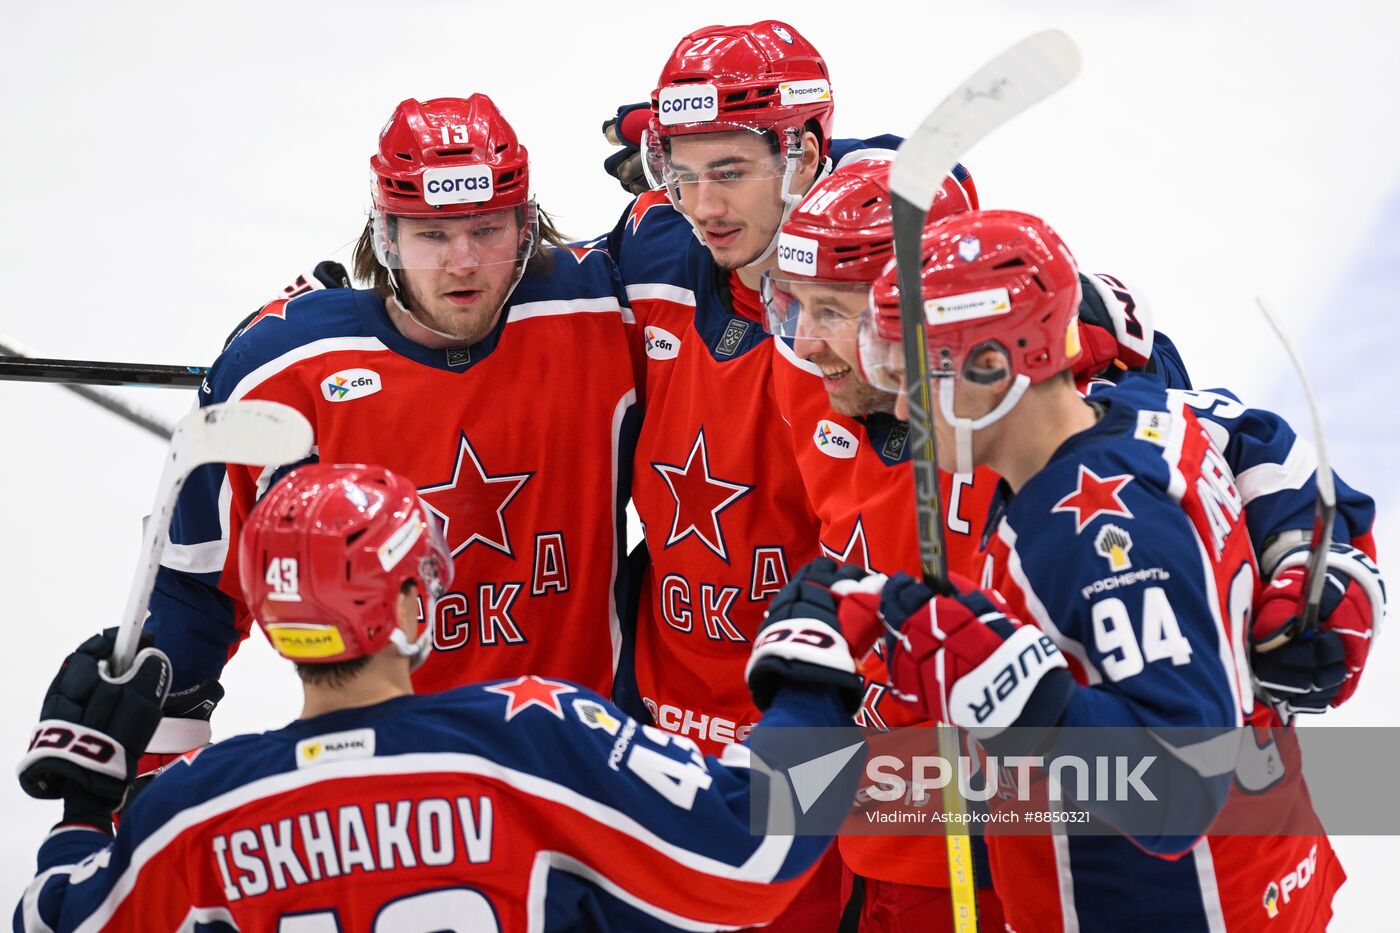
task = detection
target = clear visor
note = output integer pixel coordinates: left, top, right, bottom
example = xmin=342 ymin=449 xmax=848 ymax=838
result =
xmin=857 ymin=306 xmax=908 ymax=395
xmin=372 ymin=202 xmax=538 ymax=273
xmin=761 ymin=272 xmax=871 ymax=343
xmin=645 ymin=127 xmax=792 ymax=207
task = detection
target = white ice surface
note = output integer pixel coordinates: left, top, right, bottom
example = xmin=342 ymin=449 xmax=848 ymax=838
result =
xmin=2 ymin=1 xmax=1397 ymax=927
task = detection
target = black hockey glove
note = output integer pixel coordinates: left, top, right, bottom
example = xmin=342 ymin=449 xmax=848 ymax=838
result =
xmin=746 ymin=558 xmax=865 ymax=714
xmin=602 ymin=102 xmax=654 ymax=196
xmin=19 ymin=629 xmax=171 ymax=816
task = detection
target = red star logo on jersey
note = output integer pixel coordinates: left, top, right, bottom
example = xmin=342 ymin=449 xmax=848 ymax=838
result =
xmin=239 ymin=298 xmax=290 ymax=335
xmin=484 ymin=675 xmax=577 ymax=721
xmin=626 ymin=190 xmax=670 ymax=234
xmin=565 ymin=244 xmax=606 ymax=264
xmin=821 ymin=516 xmax=874 ymax=573
xmin=652 ymin=428 xmax=752 ymax=563
xmin=419 ymin=433 xmax=533 ymax=559
xmin=1052 ymin=465 xmax=1134 ymax=534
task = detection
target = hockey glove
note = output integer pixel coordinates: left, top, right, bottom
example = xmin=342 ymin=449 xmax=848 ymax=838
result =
xmin=746 ymin=558 xmax=866 ymax=714
xmin=881 ymin=573 xmax=1075 ymax=748
xmin=602 ymin=103 xmax=655 ymax=196
xmin=1251 ymin=542 xmax=1386 ymax=714
xmin=19 ymin=629 xmax=171 ymax=815
xmin=1073 ymin=273 xmax=1155 ymax=377
xmin=132 ymin=678 xmax=224 ymax=793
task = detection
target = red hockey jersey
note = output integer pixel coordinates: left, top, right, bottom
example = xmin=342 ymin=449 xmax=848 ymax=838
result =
xmin=150 ymin=248 xmax=640 ymax=698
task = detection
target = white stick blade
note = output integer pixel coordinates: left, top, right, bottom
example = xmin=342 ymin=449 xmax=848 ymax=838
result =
xmin=179 ymin=399 xmax=314 ymax=467
xmin=890 ymin=30 xmax=1082 ymax=210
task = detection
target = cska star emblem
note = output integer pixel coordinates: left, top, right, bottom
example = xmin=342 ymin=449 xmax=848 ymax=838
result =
xmin=239 ymin=298 xmax=290 ymax=336
xmin=626 ymin=190 xmax=670 ymax=234
xmin=484 ymin=675 xmax=577 ymax=721
xmin=821 ymin=515 xmax=874 ymax=573
xmin=652 ymin=427 xmax=752 ymax=563
xmin=1052 ymin=465 xmax=1134 ymax=534
xmin=419 ymin=433 xmax=533 ymax=559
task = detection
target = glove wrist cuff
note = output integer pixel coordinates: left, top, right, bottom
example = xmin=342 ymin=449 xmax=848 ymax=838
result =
xmin=147 ymin=716 xmax=213 ymax=755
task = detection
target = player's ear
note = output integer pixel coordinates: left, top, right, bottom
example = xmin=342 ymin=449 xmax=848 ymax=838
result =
xmin=396 ymin=582 xmax=420 ymax=632
xmin=797 ymin=129 xmax=822 ymax=185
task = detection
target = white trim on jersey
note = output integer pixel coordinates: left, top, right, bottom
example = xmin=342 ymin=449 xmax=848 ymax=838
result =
xmin=21 ymin=863 xmax=74 ymax=933
xmin=1191 ymin=838 xmax=1228 ymax=933
xmin=509 ymin=296 xmax=634 ymax=325
xmin=226 ymin=336 xmax=391 ymax=405
xmin=771 ymin=334 xmax=824 ymax=377
xmin=625 ymin=283 xmax=697 ymax=308
xmin=1051 ymin=824 xmax=1082 ymax=933
xmin=526 ymin=851 xmax=745 ymax=933
xmin=997 ymin=522 xmax=1102 ymax=685
xmin=70 ymin=750 xmax=795 ymax=933
xmin=1234 ymin=436 xmax=1317 ymax=505
xmin=607 ymin=388 xmax=639 ymax=674
xmin=1159 ymin=403 xmax=1249 ymax=725
xmin=176 ymin=906 xmax=238 ymax=932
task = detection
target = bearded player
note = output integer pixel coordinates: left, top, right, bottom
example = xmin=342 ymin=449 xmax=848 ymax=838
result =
xmin=143 ymin=96 xmax=640 ymax=766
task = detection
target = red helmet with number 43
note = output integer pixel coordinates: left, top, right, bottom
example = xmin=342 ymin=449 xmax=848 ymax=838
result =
xmin=865 ymin=210 xmax=1083 ymax=389
xmin=239 ymin=463 xmax=452 ymax=665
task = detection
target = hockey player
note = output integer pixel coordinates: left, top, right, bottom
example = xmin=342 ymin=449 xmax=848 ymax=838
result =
xmin=16 ymin=463 xmax=867 ymax=932
xmin=142 ymin=96 xmax=641 ymax=760
xmin=764 ymin=158 xmax=1194 ymax=931
xmin=845 ymin=209 xmax=1384 ymax=931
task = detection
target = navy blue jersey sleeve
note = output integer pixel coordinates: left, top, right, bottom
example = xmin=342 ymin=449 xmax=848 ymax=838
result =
xmin=1165 ymin=384 xmax=1377 ymax=565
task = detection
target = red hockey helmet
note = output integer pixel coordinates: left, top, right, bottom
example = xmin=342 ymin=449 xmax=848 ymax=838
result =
xmin=371 ymin=95 xmax=530 ymax=217
xmin=862 ymin=210 xmax=1083 ymax=391
xmin=649 ymin=20 xmax=834 ymax=151
xmin=763 ymin=160 xmax=975 ymax=338
xmin=239 ymin=463 xmax=452 ymax=665
xmin=369 ymin=95 xmax=539 ymax=285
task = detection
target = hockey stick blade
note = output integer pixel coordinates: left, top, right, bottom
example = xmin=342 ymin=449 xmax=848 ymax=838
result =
xmin=1255 ymin=298 xmax=1336 ymax=634
xmin=888 ymin=31 xmax=1082 ymax=933
xmin=111 ymin=401 xmax=314 ymax=675
xmin=889 ymin=30 xmax=1082 ymax=212
xmin=891 ymin=30 xmax=1082 ymax=585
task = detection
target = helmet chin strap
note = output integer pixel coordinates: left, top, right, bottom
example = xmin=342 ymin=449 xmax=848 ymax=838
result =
xmin=937 ymin=374 xmax=1031 ymax=474
xmin=389 ymin=625 xmax=432 ymax=673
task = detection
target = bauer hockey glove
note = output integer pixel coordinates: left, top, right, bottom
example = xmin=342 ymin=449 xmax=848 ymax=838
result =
xmin=19 ymin=629 xmax=171 ymax=821
xmin=881 ymin=572 xmax=1075 ymax=749
xmin=602 ymin=102 xmax=655 ymax=196
xmin=746 ymin=558 xmax=866 ymax=715
xmin=1251 ymin=542 xmax=1386 ymax=715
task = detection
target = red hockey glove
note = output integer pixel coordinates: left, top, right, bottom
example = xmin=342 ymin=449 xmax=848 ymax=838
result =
xmin=1251 ymin=542 xmax=1386 ymax=715
xmin=747 ymin=558 xmax=866 ymax=714
xmin=880 ymin=573 xmax=1075 ymax=744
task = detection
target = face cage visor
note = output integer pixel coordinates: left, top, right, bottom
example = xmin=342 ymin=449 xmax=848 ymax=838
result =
xmin=372 ymin=202 xmax=539 ymax=274
xmin=760 ymin=271 xmax=871 ymax=344
xmin=389 ymin=505 xmax=452 ymax=673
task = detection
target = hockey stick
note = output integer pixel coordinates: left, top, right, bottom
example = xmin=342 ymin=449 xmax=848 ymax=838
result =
xmin=0 ymin=352 xmax=207 ymax=389
xmin=110 ymin=400 xmax=314 ymax=676
xmin=1253 ymin=297 xmax=1337 ymax=638
xmin=0 ymin=335 xmax=181 ymax=439
xmin=888 ymin=30 xmax=1083 ymax=932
